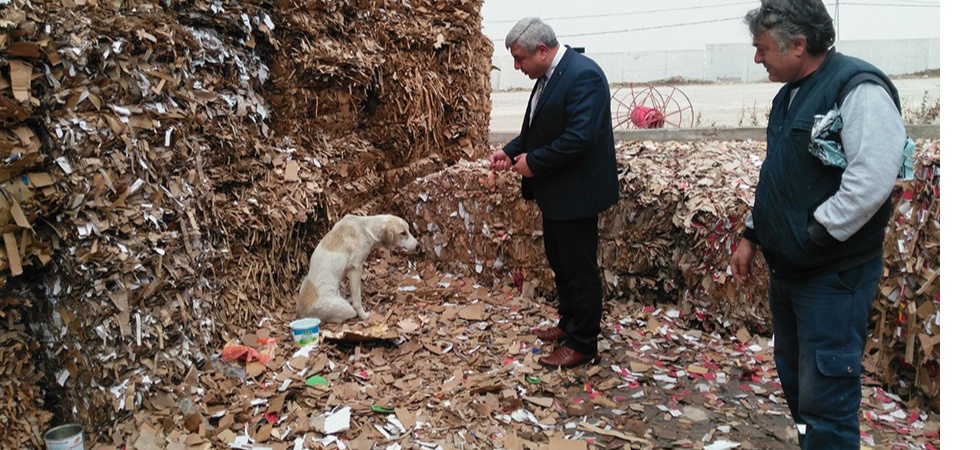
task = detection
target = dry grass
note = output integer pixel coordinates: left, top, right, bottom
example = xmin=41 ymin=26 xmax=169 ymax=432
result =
xmin=738 ymin=101 xmax=770 ymax=127
xmin=734 ymin=93 xmax=940 ymax=127
xmin=904 ymin=91 xmax=940 ymax=125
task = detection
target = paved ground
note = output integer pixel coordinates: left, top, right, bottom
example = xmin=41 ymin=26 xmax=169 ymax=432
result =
xmin=490 ymin=77 xmax=941 ymax=133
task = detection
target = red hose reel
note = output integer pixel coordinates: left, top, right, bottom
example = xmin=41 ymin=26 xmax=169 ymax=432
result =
xmin=612 ymin=84 xmax=695 ymax=130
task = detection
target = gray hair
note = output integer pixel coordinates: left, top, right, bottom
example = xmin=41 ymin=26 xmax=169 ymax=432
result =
xmin=745 ymin=0 xmax=835 ymax=54
xmin=505 ymin=17 xmax=559 ymax=53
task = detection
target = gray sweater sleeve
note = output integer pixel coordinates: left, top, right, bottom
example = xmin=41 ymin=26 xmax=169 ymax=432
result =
xmin=813 ymin=82 xmax=907 ymax=242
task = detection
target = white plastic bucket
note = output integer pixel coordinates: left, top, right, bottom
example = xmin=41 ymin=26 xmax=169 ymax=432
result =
xmin=290 ymin=317 xmax=321 ymax=346
xmin=44 ymin=424 xmax=84 ymax=450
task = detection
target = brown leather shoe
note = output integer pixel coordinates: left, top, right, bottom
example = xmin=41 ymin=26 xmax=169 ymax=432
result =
xmin=539 ymin=345 xmax=596 ymax=368
xmin=532 ymin=326 xmax=568 ymax=342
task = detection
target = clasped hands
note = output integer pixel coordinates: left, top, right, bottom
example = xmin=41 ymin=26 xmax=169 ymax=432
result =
xmin=489 ymin=149 xmax=534 ymax=177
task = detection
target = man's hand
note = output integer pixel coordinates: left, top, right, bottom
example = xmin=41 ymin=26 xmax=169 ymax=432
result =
xmin=489 ymin=149 xmax=513 ymax=171
xmin=730 ymin=237 xmax=758 ymax=285
xmin=513 ymin=154 xmax=535 ymax=178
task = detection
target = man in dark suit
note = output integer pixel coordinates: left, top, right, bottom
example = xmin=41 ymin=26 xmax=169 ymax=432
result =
xmin=490 ymin=17 xmax=619 ymax=368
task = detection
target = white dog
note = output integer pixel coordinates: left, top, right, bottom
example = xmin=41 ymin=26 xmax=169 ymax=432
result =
xmin=297 ymin=214 xmax=420 ymax=323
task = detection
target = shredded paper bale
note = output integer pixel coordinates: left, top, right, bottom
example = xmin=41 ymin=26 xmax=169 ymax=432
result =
xmin=870 ymin=140 xmax=940 ymax=410
xmin=0 ymin=294 xmax=50 ymax=449
xmin=395 ymin=140 xmax=768 ymax=324
xmin=0 ymin=0 xmax=491 ymax=443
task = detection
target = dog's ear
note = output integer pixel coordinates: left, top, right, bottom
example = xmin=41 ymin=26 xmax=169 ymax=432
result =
xmin=380 ymin=223 xmax=396 ymax=248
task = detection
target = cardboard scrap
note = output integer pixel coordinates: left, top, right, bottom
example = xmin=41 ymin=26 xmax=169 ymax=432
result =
xmin=7 ymin=42 xmax=41 ymax=59
xmin=3 ymin=233 xmax=22 ymax=276
xmin=8 ymin=59 xmax=32 ymax=102
xmin=458 ymin=302 xmax=488 ymax=321
xmin=524 ymin=396 xmax=553 ymax=409
xmin=284 ymin=160 xmax=300 ymax=182
xmin=321 ymin=324 xmax=398 ymax=342
xmin=548 ymin=437 xmax=587 ymax=450
xmin=394 ymin=407 xmax=415 ymax=430
xmin=578 ymin=421 xmax=653 ymax=445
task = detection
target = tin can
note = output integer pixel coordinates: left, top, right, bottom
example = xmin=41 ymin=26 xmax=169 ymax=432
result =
xmin=43 ymin=424 xmax=84 ymax=450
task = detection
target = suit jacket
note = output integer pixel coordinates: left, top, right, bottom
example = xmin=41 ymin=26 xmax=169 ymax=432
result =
xmin=502 ymin=46 xmax=619 ymax=221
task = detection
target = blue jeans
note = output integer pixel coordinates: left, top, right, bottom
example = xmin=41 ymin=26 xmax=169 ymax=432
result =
xmin=768 ymin=256 xmax=883 ymax=450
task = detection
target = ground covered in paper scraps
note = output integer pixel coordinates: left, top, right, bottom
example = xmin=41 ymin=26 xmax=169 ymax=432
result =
xmin=103 ymin=257 xmax=940 ymax=450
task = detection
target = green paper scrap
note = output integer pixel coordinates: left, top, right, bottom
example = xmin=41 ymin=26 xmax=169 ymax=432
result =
xmin=525 ymin=375 xmax=541 ymax=384
xmin=306 ymin=375 xmax=328 ymax=387
xmin=371 ymin=405 xmax=395 ymax=414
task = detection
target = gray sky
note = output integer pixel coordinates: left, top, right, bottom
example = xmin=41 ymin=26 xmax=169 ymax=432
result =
xmin=481 ymin=0 xmax=940 ymax=55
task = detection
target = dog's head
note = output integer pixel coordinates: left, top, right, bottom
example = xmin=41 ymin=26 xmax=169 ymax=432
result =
xmin=378 ymin=215 xmax=420 ymax=253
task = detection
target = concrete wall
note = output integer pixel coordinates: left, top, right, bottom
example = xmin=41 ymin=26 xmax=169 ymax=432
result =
xmin=490 ymin=38 xmax=940 ymax=90
xmin=706 ymin=43 xmax=764 ymax=83
xmin=837 ymin=39 xmax=940 ymax=76
xmin=591 ymin=50 xmax=706 ymax=84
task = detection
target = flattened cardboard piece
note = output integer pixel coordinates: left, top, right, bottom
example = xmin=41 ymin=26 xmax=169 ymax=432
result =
xmin=548 ymin=437 xmax=587 ymax=450
xmin=0 ymin=177 xmax=33 ymax=203
xmin=3 ymin=232 xmax=21 ymax=276
xmin=8 ymin=60 xmax=32 ymax=102
xmin=0 ymin=96 xmax=30 ymax=124
xmin=0 ymin=194 xmax=10 ymax=228
xmin=10 ymin=126 xmax=32 ymax=144
xmin=284 ymin=160 xmax=300 ymax=181
xmin=27 ymin=172 xmax=54 ymax=188
xmin=457 ymin=302 xmax=487 ymax=321
xmin=394 ymin=407 xmax=415 ymax=429
xmin=7 ymin=42 xmax=41 ymax=59
xmin=45 ymin=48 xmax=62 ymax=65
xmin=321 ymin=324 xmax=398 ymax=342
xmin=9 ymin=199 xmax=30 ymax=228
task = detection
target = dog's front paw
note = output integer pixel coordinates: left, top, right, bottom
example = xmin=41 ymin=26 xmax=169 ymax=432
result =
xmin=357 ymin=311 xmax=370 ymax=320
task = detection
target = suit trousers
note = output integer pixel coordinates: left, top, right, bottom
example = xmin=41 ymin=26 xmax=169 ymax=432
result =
xmin=542 ymin=215 xmax=603 ymax=355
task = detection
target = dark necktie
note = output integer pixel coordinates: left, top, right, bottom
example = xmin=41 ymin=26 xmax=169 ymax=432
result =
xmin=530 ymin=75 xmax=547 ymax=121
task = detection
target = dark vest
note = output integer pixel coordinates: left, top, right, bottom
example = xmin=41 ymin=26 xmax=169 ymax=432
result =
xmin=753 ymin=49 xmax=900 ymax=278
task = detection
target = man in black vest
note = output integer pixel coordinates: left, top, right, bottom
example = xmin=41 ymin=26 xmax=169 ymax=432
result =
xmin=489 ymin=17 xmax=619 ymax=369
xmin=730 ymin=1 xmax=907 ymax=448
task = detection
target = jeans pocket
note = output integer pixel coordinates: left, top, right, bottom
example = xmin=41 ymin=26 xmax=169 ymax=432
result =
xmin=833 ymin=265 xmax=865 ymax=292
xmin=815 ymin=347 xmax=862 ymax=378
